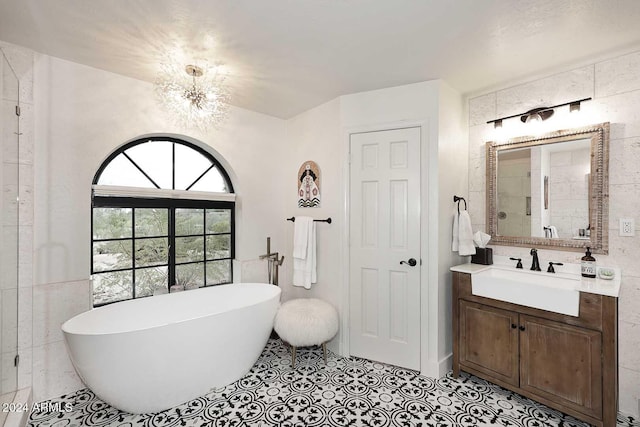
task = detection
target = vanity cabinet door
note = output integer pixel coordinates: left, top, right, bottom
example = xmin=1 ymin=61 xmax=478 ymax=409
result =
xmin=519 ymin=315 xmax=602 ymax=419
xmin=459 ymin=300 xmax=519 ymax=386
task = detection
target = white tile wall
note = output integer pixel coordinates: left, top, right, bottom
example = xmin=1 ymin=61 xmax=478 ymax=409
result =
xmin=1 ymin=289 xmax=17 ymax=354
xmin=618 ymin=321 xmax=640 ymax=369
xmin=32 ymin=340 xmax=82 ymax=403
xmin=1 ymin=227 xmax=18 ymax=290
xmin=469 ymin=93 xmax=496 ymax=127
xmin=0 ymin=352 xmax=16 ymax=393
xmin=594 ymin=90 xmax=640 ymax=141
xmin=595 ymin=51 xmax=640 ymax=98
xmin=495 ymin=66 xmax=594 ymax=118
xmin=468 ymin=48 xmax=640 ymax=417
xmin=33 ymin=280 xmax=91 ymax=347
xmin=236 ymin=258 xmax=269 ymax=284
xmin=619 ymin=367 xmax=640 ymax=418
xmin=609 ymin=137 xmax=640 ymax=185
xmin=619 ymin=276 xmax=640 ymax=324
xmin=17 ymin=287 xmax=31 ymax=352
xmin=17 ymin=103 xmax=33 ymax=166
xmin=17 ymin=347 xmax=31 ymax=389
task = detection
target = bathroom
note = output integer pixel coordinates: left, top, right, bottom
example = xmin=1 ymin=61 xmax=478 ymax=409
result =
xmin=0 ymin=1 xmax=639 ymax=426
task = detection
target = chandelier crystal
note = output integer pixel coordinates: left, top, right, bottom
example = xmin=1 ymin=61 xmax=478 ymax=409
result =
xmin=155 ymin=61 xmax=230 ymax=130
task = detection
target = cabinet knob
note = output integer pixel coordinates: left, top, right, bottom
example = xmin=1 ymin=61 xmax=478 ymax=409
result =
xmin=511 ymin=323 xmax=517 ymax=329
xmin=519 ymin=325 xmax=526 ymax=331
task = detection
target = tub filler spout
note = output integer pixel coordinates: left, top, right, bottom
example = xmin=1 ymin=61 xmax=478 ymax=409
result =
xmin=260 ymin=237 xmax=285 ymax=285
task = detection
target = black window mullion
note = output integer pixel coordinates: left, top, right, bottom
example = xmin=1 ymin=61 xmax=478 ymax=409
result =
xmin=93 ymin=266 xmax=139 ymax=275
xmin=169 ymin=207 xmax=176 ymax=293
xmin=131 ymin=209 xmax=136 ymax=299
xmin=230 ymin=205 xmax=236 ymax=262
xmin=185 ymin=164 xmax=214 ymax=191
xmin=175 ymin=258 xmax=231 ymax=266
xmin=93 ymin=236 xmax=135 ymax=243
xmin=122 ymin=152 xmax=161 ymax=189
xmin=174 ymin=232 xmax=229 ymax=238
xmin=172 ymin=142 xmax=176 ymax=190
xmin=203 ymin=209 xmax=207 ymax=286
xmin=90 ymin=207 xmax=95 ymax=276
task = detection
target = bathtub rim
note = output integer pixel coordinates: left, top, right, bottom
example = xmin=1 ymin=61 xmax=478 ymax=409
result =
xmin=62 ymin=282 xmax=281 ymax=336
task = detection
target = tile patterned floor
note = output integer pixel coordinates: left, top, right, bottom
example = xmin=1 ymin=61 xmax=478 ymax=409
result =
xmin=28 ymin=339 xmax=640 ymax=426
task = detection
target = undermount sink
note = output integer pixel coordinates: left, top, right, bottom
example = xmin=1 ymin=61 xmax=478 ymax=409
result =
xmin=471 ymin=267 xmax=580 ymax=316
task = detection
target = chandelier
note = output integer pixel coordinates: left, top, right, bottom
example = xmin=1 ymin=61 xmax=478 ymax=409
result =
xmin=155 ymin=61 xmax=230 ymax=130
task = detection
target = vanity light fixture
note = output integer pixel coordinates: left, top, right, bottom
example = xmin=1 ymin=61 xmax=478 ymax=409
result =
xmin=487 ymin=97 xmax=592 ymax=128
xmin=569 ymin=100 xmax=582 ymax=113
xmin=520 ymin=107 xmax=554 ymax=123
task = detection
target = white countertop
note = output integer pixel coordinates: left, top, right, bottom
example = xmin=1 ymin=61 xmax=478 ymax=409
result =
xmin=450 ymin=256 xmax=621 ymax=298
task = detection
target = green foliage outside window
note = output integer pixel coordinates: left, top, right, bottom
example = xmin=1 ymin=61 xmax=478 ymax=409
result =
xmin=92 ymin=207 xmax=232 ymax=306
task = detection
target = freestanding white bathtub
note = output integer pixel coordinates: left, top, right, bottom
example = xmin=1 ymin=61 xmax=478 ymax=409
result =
xmin=62 ymin=283 xmax=281 ymax=414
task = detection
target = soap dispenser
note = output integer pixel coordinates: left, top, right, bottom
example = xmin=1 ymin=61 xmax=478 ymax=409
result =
xmin=581 ymin=247 xmax=596 ymax=278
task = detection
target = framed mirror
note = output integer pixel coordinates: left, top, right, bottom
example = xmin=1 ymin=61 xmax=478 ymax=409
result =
xmin=487 ymin=122 xmax=609 ymax=254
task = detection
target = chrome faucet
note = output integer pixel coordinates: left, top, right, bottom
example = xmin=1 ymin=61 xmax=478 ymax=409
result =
xmin=530 ymin=248 xmax=541 ymax=271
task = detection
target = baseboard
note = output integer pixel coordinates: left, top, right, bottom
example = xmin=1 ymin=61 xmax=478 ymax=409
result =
xmin=437 ymin=353 xmax=453 ymax=377
xmin=421 ymin=353 xmax=453 ymax=378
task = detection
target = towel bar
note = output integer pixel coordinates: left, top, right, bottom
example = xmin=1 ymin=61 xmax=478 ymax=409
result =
xmin=287 ymin=217 xmax=331 ymax=223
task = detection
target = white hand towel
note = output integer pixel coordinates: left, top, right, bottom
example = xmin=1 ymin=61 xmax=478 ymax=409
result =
xmin=293 ymin=216 xmax=312 ymax=259
xmin=458 ymin=211 xmax=476 ymax=256
xmin=452 ymin=211 xmax=459 ymax=252
xmin=293 ymin=217 xmax=317 ymax=289
xmin=549 ymin=225 xmax=559 ymax=238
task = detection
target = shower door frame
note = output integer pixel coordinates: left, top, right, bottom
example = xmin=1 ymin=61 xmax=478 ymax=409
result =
xmin=0 ymin=47 xmax=21 ymax=398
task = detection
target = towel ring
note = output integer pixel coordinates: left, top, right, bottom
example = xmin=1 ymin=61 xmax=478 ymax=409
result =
xmin=453 ymin=195 xmax=467 ymax=214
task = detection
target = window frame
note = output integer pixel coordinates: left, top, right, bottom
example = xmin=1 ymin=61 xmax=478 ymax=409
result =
xmin=92 ymin=136 xmax=234 ymax=193
xmin=91 ymin=137 xmax=235 ymax=307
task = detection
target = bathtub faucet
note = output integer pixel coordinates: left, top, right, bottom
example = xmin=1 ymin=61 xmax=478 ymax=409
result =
xmin=260 ymin=237 xmax=285 ymax=286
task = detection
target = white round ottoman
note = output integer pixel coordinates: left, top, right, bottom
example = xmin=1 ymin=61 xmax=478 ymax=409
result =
xmin=274 ymin=298 xmax=339 ymax=367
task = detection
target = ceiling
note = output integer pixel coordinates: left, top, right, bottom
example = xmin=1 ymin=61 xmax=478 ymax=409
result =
xmin=2 ymin=0 xmax=640 ymax=119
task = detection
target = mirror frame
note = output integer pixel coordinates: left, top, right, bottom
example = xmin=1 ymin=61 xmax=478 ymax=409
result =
xmin=487 ymin=122 xmax=609 ymax=254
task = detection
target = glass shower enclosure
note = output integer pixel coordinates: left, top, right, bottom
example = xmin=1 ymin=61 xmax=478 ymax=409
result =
xmin=0 ymin=47 xmax=20 ymax=408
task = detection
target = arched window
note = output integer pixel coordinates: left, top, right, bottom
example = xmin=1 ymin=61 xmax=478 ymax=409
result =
xmin=91 ymin=137 xmax=235 ymax=306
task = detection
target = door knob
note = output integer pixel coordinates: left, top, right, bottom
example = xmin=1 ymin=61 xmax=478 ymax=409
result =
xmin=400 ymin=258 xmax=417 ymax=267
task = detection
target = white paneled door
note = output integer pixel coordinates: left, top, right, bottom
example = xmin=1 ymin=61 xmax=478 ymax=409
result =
xmin=349 ymin=127 xmax=421 ymax=370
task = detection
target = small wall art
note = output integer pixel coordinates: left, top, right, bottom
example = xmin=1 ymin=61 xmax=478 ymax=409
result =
xmin=297 ymin=160 xmax=320 ymax=208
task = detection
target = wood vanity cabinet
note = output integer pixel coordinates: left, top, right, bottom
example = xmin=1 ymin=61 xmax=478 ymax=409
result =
xmin=452 ymin=272 xmax=618 ymax=427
